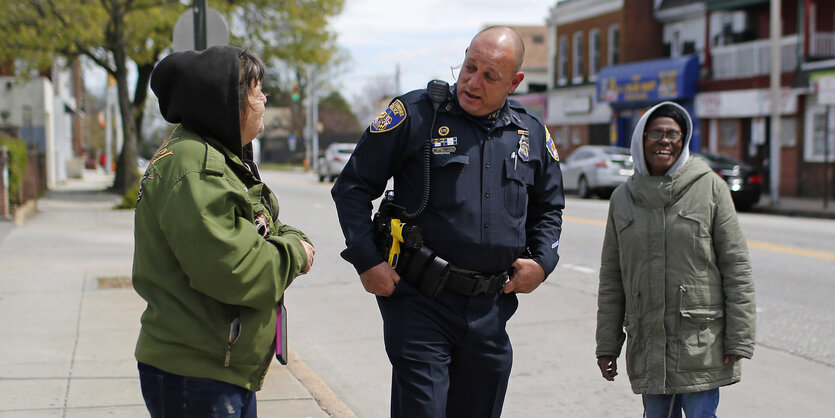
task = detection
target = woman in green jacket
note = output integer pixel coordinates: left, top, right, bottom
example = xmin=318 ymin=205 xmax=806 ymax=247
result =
xmin=595 ymin=102 xmax=755 ymax=417
xmin=133 ymin=46 xmax=314 ymax=417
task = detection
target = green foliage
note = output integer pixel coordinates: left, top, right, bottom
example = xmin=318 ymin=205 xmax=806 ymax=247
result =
xmin=116 ymin=182 xmax=140 ymax=210
xmin=0 ymin=135 xmax=28 ymax=205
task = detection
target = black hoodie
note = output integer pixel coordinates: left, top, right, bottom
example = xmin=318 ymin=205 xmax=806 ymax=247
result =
xmin=151 ymin=46 xmax=243 ymax=156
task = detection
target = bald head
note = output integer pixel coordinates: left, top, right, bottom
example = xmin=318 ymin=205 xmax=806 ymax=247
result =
xmin=471 ymin=26 xmax=525 ymax=73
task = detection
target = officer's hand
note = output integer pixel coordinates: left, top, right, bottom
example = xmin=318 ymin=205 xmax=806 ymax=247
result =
xmin=504 ymin=258 xmax=545 ymax=294
xmin=299 ymin=240 xmax=315 ymax=274
xmin=359 ymin=262 xmax=400 ymax=296
xmin=597 ymin=356 xmax=618 ymax=381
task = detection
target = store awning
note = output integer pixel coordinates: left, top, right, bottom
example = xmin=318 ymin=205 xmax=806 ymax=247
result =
xmin=706 ymin=0 xmax=768 ymax=11
xmin=596 ymin=55 xmax=700 ymax=108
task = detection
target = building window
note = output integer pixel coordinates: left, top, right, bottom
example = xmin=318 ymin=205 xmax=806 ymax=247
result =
xmin=532 ymin=35 xmax=544 ymax=44
xmin=572 ymin=32 xmax=583 ymax=84
xmin=589 ymin=29 xmax=600 ymax=81
xmin=558 ymin=35 xmax=568 ymax=85
xmin=608 ymin=24 xmax=620 ymax=65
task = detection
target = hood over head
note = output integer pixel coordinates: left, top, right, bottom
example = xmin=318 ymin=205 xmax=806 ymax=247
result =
xmin=151 ymin=46 xmax=242 ymax=153
xmin=630 ymin=101 xmax=693 ymax=176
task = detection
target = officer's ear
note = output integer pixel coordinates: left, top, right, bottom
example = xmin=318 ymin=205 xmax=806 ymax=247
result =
xmin=507 ymin=71 xmax=525 ymax=95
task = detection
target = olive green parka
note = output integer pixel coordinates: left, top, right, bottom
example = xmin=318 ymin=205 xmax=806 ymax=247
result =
xmin=595 ymin=102 xmax=756 ymax=395
xmin=133 ymin=47 xmax=309 ymax=391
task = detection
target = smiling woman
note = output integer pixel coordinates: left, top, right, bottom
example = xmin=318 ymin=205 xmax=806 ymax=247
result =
xmin=596 ymin=101 xmax=756 ymax=418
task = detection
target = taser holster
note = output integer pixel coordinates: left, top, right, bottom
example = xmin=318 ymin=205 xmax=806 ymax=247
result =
xmin=373 ymin=190 xmax=450 ymax=298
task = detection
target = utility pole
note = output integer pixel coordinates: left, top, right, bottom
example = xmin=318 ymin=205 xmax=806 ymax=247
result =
xmin=769 ymin=0 xmax=782 ymax=204
xmin=193 ymin=0 xmax=207 ymax=50
xmin=311 ymin=67 xmax=320 ymax=174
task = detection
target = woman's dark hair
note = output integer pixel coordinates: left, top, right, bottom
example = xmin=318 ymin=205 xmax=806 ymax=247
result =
xmin=646 ymin=104 xmax=687 ymax=139
xmin=238 ymin=49 xmax=266 ymax=119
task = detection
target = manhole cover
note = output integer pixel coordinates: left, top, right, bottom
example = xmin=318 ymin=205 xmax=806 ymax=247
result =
xmin=97 ymin=276 xmax=132 ymax=289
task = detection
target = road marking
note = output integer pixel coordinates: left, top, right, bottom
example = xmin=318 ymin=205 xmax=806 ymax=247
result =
xmin=560 ymin=263 xmax=597 ymax=274
xmin=747 ymin=241 xmax=835 ymax=261
xmin=566 ymin=215 xmax=835 ymax=261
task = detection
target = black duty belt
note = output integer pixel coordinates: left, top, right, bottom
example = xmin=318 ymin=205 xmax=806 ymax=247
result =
xmin=444 ymin=267 xmax=509 ymax=296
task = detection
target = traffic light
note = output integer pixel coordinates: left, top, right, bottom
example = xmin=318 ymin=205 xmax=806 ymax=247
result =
xmin=291 ymin=83 xmax=300 ymax=102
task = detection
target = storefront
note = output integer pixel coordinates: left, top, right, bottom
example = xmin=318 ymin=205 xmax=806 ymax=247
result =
xmin=596 ymin=55 xmax=701 ymax=150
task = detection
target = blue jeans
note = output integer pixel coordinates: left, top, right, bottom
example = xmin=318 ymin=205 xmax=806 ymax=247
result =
xmin=644 ymin=388 xmax=720 ymax=418
xmin=138 ymin=362 xmax=257 ymax=418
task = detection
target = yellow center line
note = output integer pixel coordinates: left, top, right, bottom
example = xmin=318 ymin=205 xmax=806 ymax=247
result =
xmin=565 ymin=216 xmax=835 ymax=261
xmin=747 ymin=241 xmax=835 ymax=261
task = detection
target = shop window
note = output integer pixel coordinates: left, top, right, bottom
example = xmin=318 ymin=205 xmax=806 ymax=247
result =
xmin=719 ymin=119 xmax=738 ymax=147
xmin=805 ymin=109 xmax=835 ymax=162
xmin=780 ymin=117 xmax=796 ymax=147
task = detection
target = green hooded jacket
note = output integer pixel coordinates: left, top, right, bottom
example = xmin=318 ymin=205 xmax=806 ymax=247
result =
xmin=133 ymin=46 xmax=309 ymax=391
xmin=595 ymin=102 xmax=756 ymax=395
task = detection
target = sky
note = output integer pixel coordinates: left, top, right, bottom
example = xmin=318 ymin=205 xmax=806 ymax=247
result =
xmin=330 ymin=0 xmax=557 ymax=116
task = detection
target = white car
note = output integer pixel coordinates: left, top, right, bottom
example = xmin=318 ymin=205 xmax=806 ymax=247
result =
xmin=561 ymin=145 xmax=634 ymax=199
xmin=317 ymin=142 xmax=356 ymax=182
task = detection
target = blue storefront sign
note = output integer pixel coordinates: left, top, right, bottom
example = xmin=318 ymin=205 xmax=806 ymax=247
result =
xmin=596 ymin=55 xmax=700 ymax=150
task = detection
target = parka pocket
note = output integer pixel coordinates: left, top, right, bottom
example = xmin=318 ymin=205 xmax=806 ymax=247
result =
xmin=430 ymin=154 xmax=469 ymax=209
xmin=623 ymin=317 xmax=647 ymax=377
xmin=677 ymin=307 xmax=725 ymax=371
xmin=503 ymin=157 xmax=534 ymax=218
xmin=676 ymin=211 xmax=712 ymax=276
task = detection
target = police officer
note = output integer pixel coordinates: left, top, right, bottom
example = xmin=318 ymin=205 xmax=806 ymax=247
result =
xmin=332 ymin=26 xmax=564 ymax=418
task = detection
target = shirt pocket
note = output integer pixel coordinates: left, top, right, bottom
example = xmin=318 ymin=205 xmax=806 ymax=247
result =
xmin=677 ymin=306 xmax=725 ymax=371
xmin=430 ymin=154 xmax=469 ymax=210
xmin=503 ymin=157 xmax=534 ymax=218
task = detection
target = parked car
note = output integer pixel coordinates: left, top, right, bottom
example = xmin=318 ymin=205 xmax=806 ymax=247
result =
xmin=317 ymin=142 xmax=356 ymax=182
xmin=692 ymin=152 xmax=762 ymax=211
xmin=561 ymin=145 xmax=634 ymax=199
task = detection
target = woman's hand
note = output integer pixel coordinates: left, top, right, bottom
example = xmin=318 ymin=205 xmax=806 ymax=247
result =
xmin=597 ymin=355 xmax=618 ymax=381
xmin=299 ymin=240 xmax=315 ymax=274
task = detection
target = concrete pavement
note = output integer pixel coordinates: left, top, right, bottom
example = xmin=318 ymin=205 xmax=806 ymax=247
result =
xmin=0 ymin=170 xmax=335 ymax=417
xmin=1 ymin=168 xmax=833 ymax=417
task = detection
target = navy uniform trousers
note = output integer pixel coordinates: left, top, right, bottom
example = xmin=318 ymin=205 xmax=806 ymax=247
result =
xmin=376 ymin=278 xmax=519 ymax=418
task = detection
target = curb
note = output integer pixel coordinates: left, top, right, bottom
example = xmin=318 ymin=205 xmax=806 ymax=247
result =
xmin=286 ymin=349 xmax=357 ymax=418
xmin=12 ymin=199 xmax=37 ymax=225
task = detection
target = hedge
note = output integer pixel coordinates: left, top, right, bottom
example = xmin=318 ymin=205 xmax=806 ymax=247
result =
xmin=0 ymin=135 xmax=28 ymax=205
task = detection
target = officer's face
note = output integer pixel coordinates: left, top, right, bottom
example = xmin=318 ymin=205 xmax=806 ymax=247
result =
xmin=457 ymin=37 xmax=524 ymax=117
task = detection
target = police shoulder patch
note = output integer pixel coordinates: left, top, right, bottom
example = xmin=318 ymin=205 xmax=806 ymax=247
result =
xmin=370 ymin=99 xmax=407 ymax=133
xmin=545 ymin=126 xmax=560 ymax=162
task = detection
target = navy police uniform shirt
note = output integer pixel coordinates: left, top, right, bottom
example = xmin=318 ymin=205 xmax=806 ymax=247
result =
xmin=332 ymin=84 xmax=564 ymax=276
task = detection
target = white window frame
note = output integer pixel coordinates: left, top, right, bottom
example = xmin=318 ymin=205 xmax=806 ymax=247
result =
xmin=572 ymin=32 xmax=584 ymax=84
xmin=558 ymin=35 xmax=568 ymax=86
xmin=608 ymin=24 xmax=620 ymax=66
xmin=589 ymin=28 xmax=600 ymax=81
xmin=804 ymin=105 xmax=835 ymax=162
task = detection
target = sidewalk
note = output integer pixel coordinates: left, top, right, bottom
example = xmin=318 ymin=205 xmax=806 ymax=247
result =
xmin=750 ymin=193 xmax=835 ymax=219
xmin=0 ymin=170 xmax=339 ymax=417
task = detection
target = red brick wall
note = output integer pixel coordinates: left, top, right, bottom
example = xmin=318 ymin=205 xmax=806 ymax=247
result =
xmin=622 ymin=0 xmax=664 ymax=62
xmin=556 ymin=10 xmax=623 ymax=81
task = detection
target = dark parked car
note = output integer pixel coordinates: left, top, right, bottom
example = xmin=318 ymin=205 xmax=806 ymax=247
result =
xmin=693 ymin=152 xmax=763 ymax=211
